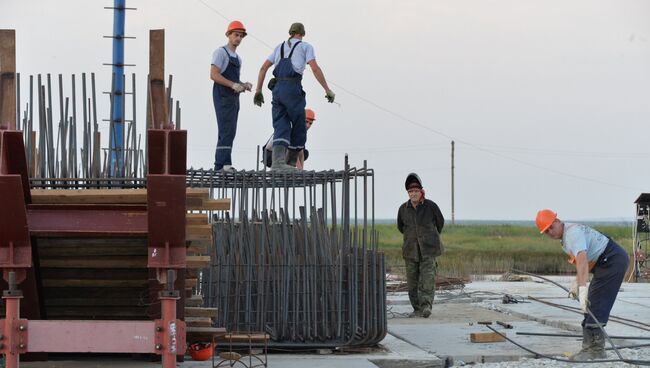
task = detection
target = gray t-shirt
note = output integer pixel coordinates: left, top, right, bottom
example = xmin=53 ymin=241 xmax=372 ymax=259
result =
xmin=266 ymin=38 xmax=316 ymax=75
xmin=561 ymin=223 xmax=609 ymax=262
xmin=211 ymin=46 xmax=240 ymax=74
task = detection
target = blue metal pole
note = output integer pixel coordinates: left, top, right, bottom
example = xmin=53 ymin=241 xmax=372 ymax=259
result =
xmin=109 ymin=0 xmax=125 ymax=177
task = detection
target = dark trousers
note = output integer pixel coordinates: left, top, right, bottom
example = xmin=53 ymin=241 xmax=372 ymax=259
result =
xmin=583 ymin=239 xmax=629 ymax=327
xmin=213 ymin=84 xmax=240 ymax=170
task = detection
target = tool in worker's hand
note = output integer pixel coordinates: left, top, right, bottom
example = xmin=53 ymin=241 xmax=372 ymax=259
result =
xmin=568 ymin=279 xmax=579 ymax=300
xmin=496 ymin=321 xmax=513 ymax=329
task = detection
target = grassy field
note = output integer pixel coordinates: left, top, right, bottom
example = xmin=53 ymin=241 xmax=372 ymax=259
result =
xmin=375 ymin=223 xmax=635 ymax=277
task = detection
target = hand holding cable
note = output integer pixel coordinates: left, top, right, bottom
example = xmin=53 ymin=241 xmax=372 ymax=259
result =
xmin=325 ymin=89 xmax=336 ymax=103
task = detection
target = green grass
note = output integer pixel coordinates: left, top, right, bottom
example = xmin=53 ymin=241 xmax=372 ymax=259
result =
xmin=374 ymin=224 xmax=634 ymax=278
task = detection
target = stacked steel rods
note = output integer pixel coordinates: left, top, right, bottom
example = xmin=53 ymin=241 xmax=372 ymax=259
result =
xmin=192 ymin=158 xmax=388 ymax=347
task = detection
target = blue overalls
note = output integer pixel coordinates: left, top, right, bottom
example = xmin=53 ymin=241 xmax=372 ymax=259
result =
xmin=213 ymin=47 xmax=241 ymax=170
xmin=583 ymin=238 xmax=629 ymax=327
xmin=271 ymin=41 xmax=307 ymax=151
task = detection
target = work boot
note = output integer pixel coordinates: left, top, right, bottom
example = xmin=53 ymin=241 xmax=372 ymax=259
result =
xmin=271 ymin=145 xmax=297 ymax=172
xmin=286 ymin=149 xmax=299 ymax=167
xmin=421 ymin=305 xmax=432 ymax=318
xmin=408 ymin=309 xmax=422 ymax=318
xmin=570 ymin=327 xmax=606 ymax=361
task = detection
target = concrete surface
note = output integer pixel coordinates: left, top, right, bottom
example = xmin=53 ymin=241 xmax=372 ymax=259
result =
xmin=19 ymin=278 xmax=650 ymax=367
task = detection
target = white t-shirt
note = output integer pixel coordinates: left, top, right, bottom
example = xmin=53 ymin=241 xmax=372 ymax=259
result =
xmin=266 ymin=38 xmax=315 ymax=75
xmin=211 ymin=46 xmax=240 ymax=74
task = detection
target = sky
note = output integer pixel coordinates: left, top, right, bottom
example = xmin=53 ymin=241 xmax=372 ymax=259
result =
xmin=2 ymin=0 xmax=650 ymax=221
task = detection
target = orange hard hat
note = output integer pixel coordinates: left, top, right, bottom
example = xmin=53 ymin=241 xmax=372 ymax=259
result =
xmin=188 ymin=343 xmax=213 ymax=361
xmin=226 ymin=21 xmax=247 ymax=36
xmin=305 ymin=108 xmax=316 ymax=121
xmin=536 ymin=209 xmax=557 ymax=234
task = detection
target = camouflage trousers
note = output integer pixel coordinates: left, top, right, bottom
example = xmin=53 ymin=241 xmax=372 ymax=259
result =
xmin=404 ymin=258 xmax=437 ymax=311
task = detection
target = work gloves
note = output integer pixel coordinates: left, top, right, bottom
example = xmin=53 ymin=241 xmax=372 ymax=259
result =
xmin=325 ymin=89 xmax=336 ymax=103
xmin=578 ymin=286 xmax=589 ymax=313
xmin=243 ymin=82 xmax=253 ymax=91
xmin=568 ymin=280 xmax=579 ymax=300
xmin=231 ymin=83 xmax=245 ymax=93
xmin=254 ymin=91 xmax=264 ymax=106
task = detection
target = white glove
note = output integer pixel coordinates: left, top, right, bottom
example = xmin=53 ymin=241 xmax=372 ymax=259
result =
xmin=578 ymin=286 xmax=589 ymax=313
xmin=243 ymin=82 xmax=253 ymax=91
xmin=568 ymin=280 xmax=578 ymax=300
xmin=231 ymin=83 xmax=245 ymax=93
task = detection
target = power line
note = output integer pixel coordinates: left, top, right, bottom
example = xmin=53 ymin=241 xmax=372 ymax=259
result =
xmin=194 ymin=0 xmax=644 ymax=192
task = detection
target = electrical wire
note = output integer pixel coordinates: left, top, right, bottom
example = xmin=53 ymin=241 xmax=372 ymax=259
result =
xmin=194 ymin=0 xmax=645 ymax=192
xmin=509 ymin=269 xmax=650 ymax=365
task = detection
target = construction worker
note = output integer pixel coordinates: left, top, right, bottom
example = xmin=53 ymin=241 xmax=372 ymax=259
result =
xmin=536 ymin=209 xmax=629 ymax=360
xmin=262 ymin=108 xmax=315 ymax=169
xmin=397 ymin=173 xmax=445 ymax=318
xmin=253 ymin=22 xmax=335 ymax=171
xmin=210 ymin=20 xmax=252 ymax=172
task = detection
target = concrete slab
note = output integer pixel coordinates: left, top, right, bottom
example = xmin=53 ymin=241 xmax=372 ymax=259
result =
xmin=17 ymin=278 xmax=650 ymax=368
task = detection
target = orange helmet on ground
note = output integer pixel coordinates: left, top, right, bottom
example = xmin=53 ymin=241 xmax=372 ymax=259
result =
xmin=305 ymin=108 xmax=316 ymax=121
xmin=536 ymin=209 xmax=557 ymax=234
xmin=188 ymin=343 xmax=213 ymax=361
xmin=226 ymin=21 xmax=247 ymax=36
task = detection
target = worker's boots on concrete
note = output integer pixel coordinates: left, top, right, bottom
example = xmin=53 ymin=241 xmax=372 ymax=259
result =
xmin=271 ymin=145 xmax=297 ymax=172
xmin=570 ymin=327 xmax=607 ymax=361
xmin=286 ymin=149 xmax=299 ymax=167
xmin=421 ymin=305 xmax=432 ymax=318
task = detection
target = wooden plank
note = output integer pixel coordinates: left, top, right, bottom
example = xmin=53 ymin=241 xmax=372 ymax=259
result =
xmin=44 ymin=298 xmax=143 ymax=307
xmin=31 ymin=189 xmax=148 ymax=204
xmin=40 ymin=257 xmax=147 ymax=268
xmin=470 ymin=332 xmax=506 ymax=343
xmin=45 ymin=307 xmax=147 ymax=318
xmin=187 ymin=198 xmax=230 ymax=211
xmin=37 ymin=238 xmax=147 ymax=257
xmin=185 ymin=295 xmax=203 ymax=307
xmin=186 ymin=327 xmax=227 ymax=341
xmin=186 ymin=213 xmax=209 ymax=225
xmin=149 ymin=29 xmax=167 ymax=129
xmin=186 ymin=256 xmax=209 ymax=269
xmin=0 ymin=29 xmax=16 ymax=130
xmin=186 ymin=188 xmax=210 ymax=199
xmin=186 ymin=243 xmax=208 ymax=255
xmin=185 ymin=307 xmax=218 ymax=318
xmin=186 ymin=225 xmax=212 ymax=241
xmin=185 ymin=317 xmax=212 ymax=327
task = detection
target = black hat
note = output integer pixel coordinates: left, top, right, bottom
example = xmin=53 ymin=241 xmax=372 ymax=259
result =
xmin=405 ymin=173 xmax=422 ymax=190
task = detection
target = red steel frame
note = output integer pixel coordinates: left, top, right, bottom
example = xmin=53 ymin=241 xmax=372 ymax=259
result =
xmin=0 ymin=127 xmax=188 ymax=367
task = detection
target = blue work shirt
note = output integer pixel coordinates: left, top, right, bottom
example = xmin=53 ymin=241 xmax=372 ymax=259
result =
xmin=267 ymin=38 xmax=315 ymax=75
xmin=561 ymin=223 xmax=609 ymax=262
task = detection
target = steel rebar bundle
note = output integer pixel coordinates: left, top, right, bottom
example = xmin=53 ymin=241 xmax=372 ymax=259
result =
xmin=198 ymin=158 xmax=387 ymax=348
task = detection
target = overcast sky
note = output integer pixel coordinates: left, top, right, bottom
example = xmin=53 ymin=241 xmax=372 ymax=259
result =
xmin=2 ymin=0 xmax=650 ymax=221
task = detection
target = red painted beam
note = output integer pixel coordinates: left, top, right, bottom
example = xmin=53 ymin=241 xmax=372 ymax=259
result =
xmin=27 ymin=205 xmax=147 ymax=237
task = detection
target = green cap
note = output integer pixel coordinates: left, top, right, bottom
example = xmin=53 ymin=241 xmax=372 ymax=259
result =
xmin=289 ymin=22 xmax=306 ymax=36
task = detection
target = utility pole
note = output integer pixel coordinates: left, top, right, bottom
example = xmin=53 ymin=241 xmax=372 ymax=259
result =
xmin=451 ymin=140 xmax=455 ymax=225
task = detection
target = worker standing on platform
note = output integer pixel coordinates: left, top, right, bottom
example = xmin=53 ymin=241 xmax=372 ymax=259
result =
xmin=253 ymin=22 xmax=335 ymax=171
xmin=397 ymin=173 xmax=445 ymax=318
xmin=210 ymin=20 xmax=252 ymax=172
xmin=536 ymin=209 xmax=629 ymax=360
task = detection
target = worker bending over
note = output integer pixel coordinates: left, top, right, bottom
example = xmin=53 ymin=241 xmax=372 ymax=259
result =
xmin=262 ymin=108 xmax=315 ymax=170
xmin=536 ymin=209 xmax=629 ymax=360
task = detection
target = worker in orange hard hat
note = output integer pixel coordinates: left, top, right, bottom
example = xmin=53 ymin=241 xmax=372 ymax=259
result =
xmin=536 ymin=209 xmax=629 ymax=360
xmin=253 ymin=22 xmax=336 ymax=171
xmin=262 ymin=108 xmax=315 ymax=169
xmin=210 ymin=20 xmax=253 ymax=173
